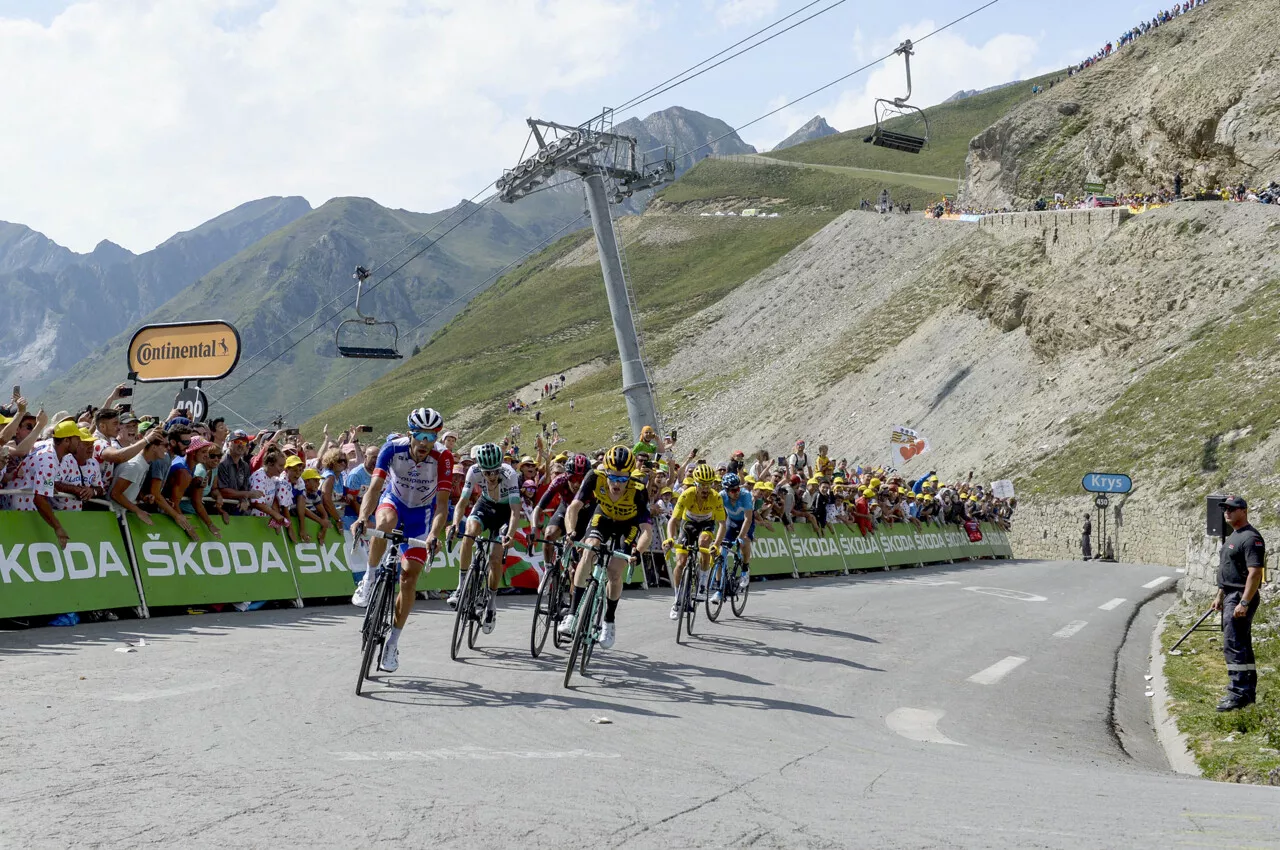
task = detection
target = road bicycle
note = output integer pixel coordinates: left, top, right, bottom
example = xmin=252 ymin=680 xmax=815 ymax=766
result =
xmin=450 ymin=527 xmax=505 ymax=661
xmin=355 ymin=527 xmax=431 ymax=696
xmin=675 ymin=545 xmax=716 ymax=645
xmin=563 ymin=538 xmax=633 ymax=688
xmin=530 ymin=535 xmax=575 ymax=658
xmin=707 ymin=538 xmax=749 ymax=621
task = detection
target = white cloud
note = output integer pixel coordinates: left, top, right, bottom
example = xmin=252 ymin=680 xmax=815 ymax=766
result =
xmin=710 ymin=0 xmax=779 ymax=29
xmin=0 ymin=0 xmax=643 ymax=251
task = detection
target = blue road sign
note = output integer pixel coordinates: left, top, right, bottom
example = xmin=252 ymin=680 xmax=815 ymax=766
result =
xmin=1082 ymin=473 xmax=1132 ymax=494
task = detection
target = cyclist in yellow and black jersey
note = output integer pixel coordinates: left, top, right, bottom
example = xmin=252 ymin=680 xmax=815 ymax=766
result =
xmin=559 ymin=445 xmax=654 ymax=650
xmin=663 ymin=464 xmax=726 ymax=620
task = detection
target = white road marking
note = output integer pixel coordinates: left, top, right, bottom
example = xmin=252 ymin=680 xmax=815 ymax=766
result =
xmin=1053 ymin=620 xmax=1088 ymax=639
xmin=1099 ymin=598 xmax=1126 ymax=611
xmin=963 ymin=587 xmax=1048 ymax=602
xmin=885 ymin=708 xmax=965 ymax=746
xmin=885 ymin=579 xmax=962 ymax=586
xmin=1143 ymin=576 xmax=1172 ymax=589
xmin=331 ymin=748 xmax=621 ymax=761
xmin=107 ymin=679 xmax=239 ymax=702
xmin=968 ymin=656 xmax=1028 ymax=685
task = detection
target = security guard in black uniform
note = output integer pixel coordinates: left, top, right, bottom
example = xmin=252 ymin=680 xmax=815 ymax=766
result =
xmin=1213 ymin=495 xmax=1265 ymax=712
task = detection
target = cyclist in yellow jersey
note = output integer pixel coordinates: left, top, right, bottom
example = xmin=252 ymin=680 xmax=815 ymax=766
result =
xmin=559 ymin=445 xmax=654 ymax=649
xmin=663 ymin=464 xmax=726 ymax=620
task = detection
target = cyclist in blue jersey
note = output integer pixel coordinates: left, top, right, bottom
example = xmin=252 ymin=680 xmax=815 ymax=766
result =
xmin=713 ymin=472 xmax=754 ymax=604
xmin=351 ymin=408 xmax=452 ymax=673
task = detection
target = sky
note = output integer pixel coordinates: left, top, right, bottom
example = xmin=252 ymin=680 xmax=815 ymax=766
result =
xmin=0 ymin=0 xmax=1165 ymax=252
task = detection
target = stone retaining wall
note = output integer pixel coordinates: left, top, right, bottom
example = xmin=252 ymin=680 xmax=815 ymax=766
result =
xmin=978 ymin=208 xmax=1131 ymax=261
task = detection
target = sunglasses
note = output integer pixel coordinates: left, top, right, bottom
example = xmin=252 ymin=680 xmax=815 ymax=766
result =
xmin=410 ymin=430 xmax=438 ymax=442
xmin=727 ymin=486 xmax=741 ymax=493
xmin=606 ymin=473 xmax=631 ymax=484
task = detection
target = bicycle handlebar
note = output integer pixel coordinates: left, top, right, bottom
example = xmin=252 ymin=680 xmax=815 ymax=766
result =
xmin=364 ymin=527 xmax=432 ymax=549
xmin=572 ymin=541 xmax=634 ymax=559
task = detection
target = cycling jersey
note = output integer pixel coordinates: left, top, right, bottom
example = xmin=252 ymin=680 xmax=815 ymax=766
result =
xmin=721 ymin=489 xmax=753 ymax=522
xmin=535 ymin=473 xmax=581 ymax=514
xmin=672 ymin=487 xmax=726 ymax=523
xmin=372 ymin=438 xmax=452 ymax=508
xmin=463 ymin=463 xmax=520 ymax=505
xmin=574 ymin=469 xmax=651 ymax=524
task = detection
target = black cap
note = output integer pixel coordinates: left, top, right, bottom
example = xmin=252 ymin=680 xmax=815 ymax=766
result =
xmin=1222 ymin=496 xmax=1248 ymax=510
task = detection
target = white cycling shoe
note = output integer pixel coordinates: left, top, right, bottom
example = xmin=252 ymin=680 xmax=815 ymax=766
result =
xmin=669 ymin=602 xmax=681 ymax=620
xmin=709 ymin=590 xmax=722 ymax=605
xmin=599 ymin=622 xmax=616 ymax=649
xmin=482 ymin=605 xmax=496 ymax=635
xmin=351 ymin=578 xmax=372 ymax=608
xmin=738 ymin=573 xmax=750 ymax=591
xmin=379 ymin=642 xmax=399 ymax=673
xmin=558 ymin=614 xmax=577 ymax=636
xmin=446 ymin=589 xmax=460 ymax=610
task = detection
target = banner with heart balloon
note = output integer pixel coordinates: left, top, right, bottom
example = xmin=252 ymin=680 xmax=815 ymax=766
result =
xmin=890 ymin=426 xmax=931 ymax=464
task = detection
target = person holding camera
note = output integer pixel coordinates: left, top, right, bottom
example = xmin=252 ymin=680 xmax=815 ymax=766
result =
xmin=1213 ymin=496 xmax=1265 ymax=712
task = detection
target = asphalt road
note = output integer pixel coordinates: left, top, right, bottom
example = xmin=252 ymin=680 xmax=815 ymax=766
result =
xmin=3 ymin=559 xmax=1279 ymax=849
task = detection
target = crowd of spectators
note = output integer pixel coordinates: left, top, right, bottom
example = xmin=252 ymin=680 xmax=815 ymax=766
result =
xmin=1067 ymin=1 xmax=1212 ymax=76
xmin=927 ymin=177 xmax=1280 ymax=219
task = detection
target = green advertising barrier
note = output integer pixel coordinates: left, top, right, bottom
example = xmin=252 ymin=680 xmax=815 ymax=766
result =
xmin=985 ymin=524 xmax=1013 ymax=558
xmin=831 ymin=525 xmax=889 ymax=572
xmin=787 ymin=523 xmax=848 ymax=574
xmin=747 ymin=524 xmax=798 ymax=577
xmin=127 ymin=514 xmax=301 ymax=607
xmin=289 ymin=521 xmax=357 ymax=598
xmin=0 ymin=511 xmax=142 ymax=618
xmin=878 ymin=523 xmax=927 ymax=567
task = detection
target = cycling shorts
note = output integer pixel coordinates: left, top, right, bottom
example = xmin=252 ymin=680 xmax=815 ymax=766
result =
xmin=726 ymin=517 xmax=753 ymax=543
xmin=547 ymin=503 xmax=592 ymax=541
xmin=678 ymin=518 xmax=716 ymax=552
xmin=468 ymin=498 xmax=511 ymax=538
xmin=585 ymin=512 xmax=640 ymax=551
xmin=377 ymin=491 xmax=435 ymax=563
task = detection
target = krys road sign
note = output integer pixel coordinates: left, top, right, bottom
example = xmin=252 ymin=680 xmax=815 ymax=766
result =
xmin=1082 ymin=472 xmax=1132 ymax=494
xmin=128 ymin=321 xmax=240 ymax=382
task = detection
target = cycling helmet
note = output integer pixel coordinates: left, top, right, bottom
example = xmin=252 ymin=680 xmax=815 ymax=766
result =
xmin=722 ymin=473 xmax=742 ymax=489
xmin=407 ymin=407 xmax=443 ymax=432
xmin=693 ymin=465 xmax=718 ymax=485
xmin=602 ymin=445 xmax=635 ymax=475
xmin=475 ymin=443 xmax=503 ymax=471
xmin=569 ymin=453 xmax=590 ymax=477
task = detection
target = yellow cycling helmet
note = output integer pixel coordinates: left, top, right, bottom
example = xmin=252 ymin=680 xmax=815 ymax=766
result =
xmin=602 ymin=445 xmax=635 ymax=475
xmin=693 ymin=465 xmax=718 ymax=485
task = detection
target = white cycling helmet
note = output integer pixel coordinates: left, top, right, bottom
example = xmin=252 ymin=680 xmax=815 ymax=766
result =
xmin=406 ymin=407 xmax=443 ymax=432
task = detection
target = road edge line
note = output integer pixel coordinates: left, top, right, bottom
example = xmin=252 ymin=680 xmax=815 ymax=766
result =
xmin=1149 ymin=604 xmax=1203 ymax=776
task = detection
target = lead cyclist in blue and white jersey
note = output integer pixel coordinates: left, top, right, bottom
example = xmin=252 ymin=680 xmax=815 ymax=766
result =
xmin=351 ymin=408 xmax=453 ymax=673
xmin=714 ymin=472 xmax=754 ymax=605
xmin=449 ymin=443 xmax=521 ymax=635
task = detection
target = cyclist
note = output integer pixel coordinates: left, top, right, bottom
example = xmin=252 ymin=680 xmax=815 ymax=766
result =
xmin=530 ymin=452 xmax=591 ymax=567
xmin=663 ymin=463 xmax=727 ymax=619
xmin=557 ymin=446 xmax=654 ymax=649
xmin=451 ymin=443 xmax=520 ymax=634
xmin=351 ymin=408 xmax=452 ymax=674
xmin=712 ymin=472 xmax=754 ymax=604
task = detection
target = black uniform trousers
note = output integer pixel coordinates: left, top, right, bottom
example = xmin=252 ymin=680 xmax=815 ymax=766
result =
xmin=1221 ymin=589 xmax=1260 ymax=699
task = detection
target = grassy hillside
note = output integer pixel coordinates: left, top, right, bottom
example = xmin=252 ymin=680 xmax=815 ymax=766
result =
xmin=656 ymin=157 xmax=940 ymax=211
xmin=769 ymin=70 xmax=1064 ymax=179
xmin=305 ymin=215 xmax=834 ymax=444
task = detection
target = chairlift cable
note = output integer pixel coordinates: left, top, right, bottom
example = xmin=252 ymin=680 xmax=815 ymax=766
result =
xmin=672 ymin=0 xmax=1003 ymax=163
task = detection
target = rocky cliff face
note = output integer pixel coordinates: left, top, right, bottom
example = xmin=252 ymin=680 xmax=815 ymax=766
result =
xmin=615 ymin=106 xmax=756 ymax=175
xmin=964 ymin=0 xmax=1280 ymax=209
xmin=772 ymin=116 xmax=838 ymax=151
xmin=0 ymin=196 xmax=312 ymax=392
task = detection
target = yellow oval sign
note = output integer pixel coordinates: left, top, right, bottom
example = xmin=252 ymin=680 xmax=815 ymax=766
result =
xmin=127 ymin=321 xmax=241 ymax=382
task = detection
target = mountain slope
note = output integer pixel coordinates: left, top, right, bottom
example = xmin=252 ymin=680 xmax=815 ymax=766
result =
xmin=773 ymin=116 xmax=838 ymax=151
xmin=1 ymin=196 xmax=312 ymax=392
xmin=615 ymin=106 xmax=756 ymax=175
xmin=44 ymin=190 xmax=585 ymax=420
xmin=965 ymin=0 xmax=1280 ymax=208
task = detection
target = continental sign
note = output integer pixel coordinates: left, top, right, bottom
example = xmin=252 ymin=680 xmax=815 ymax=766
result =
xmin=127 ymin=320 xmax=241 ymax=382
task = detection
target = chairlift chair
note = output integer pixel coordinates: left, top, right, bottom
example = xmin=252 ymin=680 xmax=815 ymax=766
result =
xmin=864 ymin=40 xmax=930 ymax=154
xmin=335 ymin=266 xmax=403 ymax=359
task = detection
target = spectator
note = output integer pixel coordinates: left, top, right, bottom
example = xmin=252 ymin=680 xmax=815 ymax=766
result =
xmin=109 ymin=429 xmax=168 ymax=525
xmin=163 ymin=435 xmax=223 ymax=538
xmin=788 ymin=440 xmax=810 ymax=479
xmin=248 ymin=449 xmax=292 ymax=533
xmin=216 ymin=430 xmax=262 ymax=515
xmin=5 ymin=420 xmax=95 ymax=548
xmin=318 ymin=448 xmax=348 ymax=531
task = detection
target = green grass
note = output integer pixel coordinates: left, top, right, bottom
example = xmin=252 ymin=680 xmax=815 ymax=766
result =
xmin=1160 ymin=601 xmax=1280 ymax=784
xmin=1019 ymin=279 xmax=1280 ymax=501
xmin=657 ymin=158 xmax=940 ymax=213
xmin=769 ymin=70 xmax=1066 ymax=180
xmin=304 ymin=215 xmax=832 ymax=446
xmin=743 ymin=156 xmax=959 ymax=195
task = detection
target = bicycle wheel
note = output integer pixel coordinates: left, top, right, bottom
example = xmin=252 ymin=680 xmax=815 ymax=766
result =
xmin=552 ymin=556 xmax=574 ymax=649
xmin=685 ymin=560 xmax=700 ymax=637
xmin=731 ymin=554 xmax=750 ymax=617
xmin=563 ymin=579 xmax=598 ymax=688
xmin=449 ymin=569 xmax=472 ymax=661
xmin=706 ymin=555 xmax=726 ymax=622
xmin=466 ymin=548 xmax=489 ymax=651
xmin=676 ymin=562 xmax=694 ymax=644
xmin=530 ymin=565 xmax=558 ymax=658
xmin=581 ymin=560 xmax=607 ymax=674
xmin=356 ymin=573 xmax=387 ymax=695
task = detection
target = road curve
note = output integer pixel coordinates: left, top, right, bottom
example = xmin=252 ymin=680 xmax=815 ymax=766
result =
xmin=2 ymin=559 xmax=1278 ymax=849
